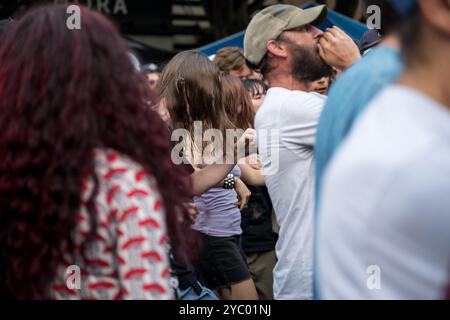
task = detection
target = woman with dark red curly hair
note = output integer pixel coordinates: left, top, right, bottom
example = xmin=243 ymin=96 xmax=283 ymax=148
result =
xmin=0 ymin=4 xmax=196 ymax=299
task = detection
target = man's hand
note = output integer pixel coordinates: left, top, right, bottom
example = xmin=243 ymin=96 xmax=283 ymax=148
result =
xmin=235 ymin=128 xmax=257 ymax=160
xmin=318 ymin=26 xmax=361 ymax=70
xmin=247 ymin=153 xmax=262 ymax=170
xmin=238 ymin=153 xmax=261 ymax=170
xmin=234 ymin=178 xmax=251 ymax=211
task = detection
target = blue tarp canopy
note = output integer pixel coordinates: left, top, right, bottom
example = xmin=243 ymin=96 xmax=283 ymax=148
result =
xmin=198 ymin=2 xmax=368 ymax=56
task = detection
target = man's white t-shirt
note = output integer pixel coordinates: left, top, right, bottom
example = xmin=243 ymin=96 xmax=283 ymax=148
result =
xmin=317 ymin=85 xmax=450 ymax=299
xmin=255 ymin=87 xmax=326 ymax=299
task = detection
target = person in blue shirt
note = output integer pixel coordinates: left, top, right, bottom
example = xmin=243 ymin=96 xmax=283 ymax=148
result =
xmin=312 ymin=0 xmax=417 ymax=300
xmin=314 ymin=0 xmax=412 ymax=207
xmin=315 ymin=42 xmax=403 ymax=205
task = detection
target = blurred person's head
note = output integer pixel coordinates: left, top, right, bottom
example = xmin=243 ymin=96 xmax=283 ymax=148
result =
xmin=159 ymin=50 xmax=235 ymax=137
xmin=214 ymin=47 xmax=261 ymax=80
xmin=397 ymin=0 xmax=450 ymax=107
xmin=362 ymin=0 xmax=417 ymax=36
xmin=141 ymin=63 xmax=161 ymax=91
xmin=306 ymin=76 xmax=331 ymax=95
xmin=244 ymin=4 xmax=333 ymax=89
xmin=242 ymin=79 xmax=268 ymax=113
xmin=221 ymin=75 xmax=255 ymax=129
xmin=0 ymin=4 xmax=195 ymax=299
xmin=360 ymin=1 xmax=423 ymax=55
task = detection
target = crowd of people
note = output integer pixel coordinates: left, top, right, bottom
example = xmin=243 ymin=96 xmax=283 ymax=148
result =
xmin=0 ymin=0 xmax=448 ymax=300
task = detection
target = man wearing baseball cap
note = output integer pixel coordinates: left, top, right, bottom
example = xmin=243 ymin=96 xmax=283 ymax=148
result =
xmin=244 ymin=4 xmax=360 ymax=299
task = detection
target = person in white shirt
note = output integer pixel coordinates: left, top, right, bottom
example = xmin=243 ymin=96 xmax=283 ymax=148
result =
xmin=243 ymin=4 xmax=360 ymax=299
xmin=317 ymin=0 xmax=450 ymax=299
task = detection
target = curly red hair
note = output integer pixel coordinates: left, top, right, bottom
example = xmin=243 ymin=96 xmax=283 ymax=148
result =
xmin=0 ymin=4 xmax=195 ymax=299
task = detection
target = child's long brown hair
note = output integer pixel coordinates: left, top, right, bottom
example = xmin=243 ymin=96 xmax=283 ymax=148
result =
xmin=222 ymin=75 xmax=255 ymax=130
xmin=159 ymin=51 xmax=236 ymax=136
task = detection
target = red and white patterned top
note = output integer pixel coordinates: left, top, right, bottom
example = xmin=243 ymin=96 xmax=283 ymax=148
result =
xmin=48 ymin=149 xmax=173 ymax=300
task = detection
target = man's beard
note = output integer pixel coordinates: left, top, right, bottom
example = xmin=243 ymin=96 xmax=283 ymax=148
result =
xmin=289 ymin=43 xmax=333 ymax=83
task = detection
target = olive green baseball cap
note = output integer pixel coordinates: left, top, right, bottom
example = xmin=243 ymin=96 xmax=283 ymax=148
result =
xmin=244 ymin=4 xmax=327 ymax=66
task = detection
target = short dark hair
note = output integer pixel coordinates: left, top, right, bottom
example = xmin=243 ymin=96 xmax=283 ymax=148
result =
xmin=242 ymin=78 xmax=268 ymax=95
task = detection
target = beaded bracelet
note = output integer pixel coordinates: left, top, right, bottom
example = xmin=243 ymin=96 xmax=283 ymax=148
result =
xmin=223 ymin=173 xmax=236 ymax=190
